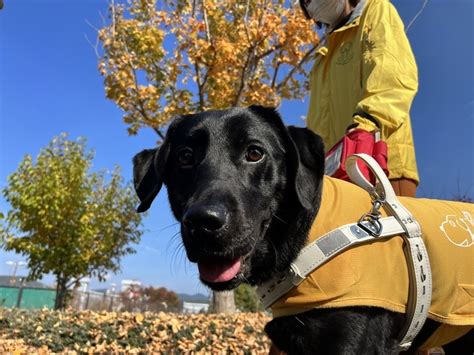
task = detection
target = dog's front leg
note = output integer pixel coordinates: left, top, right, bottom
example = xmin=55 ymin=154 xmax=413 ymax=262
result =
xmin=265 ymin=307 xmax=402 ymax=354
xmin=269 ymin=343 xmax=287 ymax=355
xmin=265 ymin=315 xmax=310 ymax=353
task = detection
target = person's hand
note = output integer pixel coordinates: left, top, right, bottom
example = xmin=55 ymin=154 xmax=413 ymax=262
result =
xmin=325 ymin=128 xmax=388 ymax=184
xmin=346 ymin=129 xmax=388 ymax=181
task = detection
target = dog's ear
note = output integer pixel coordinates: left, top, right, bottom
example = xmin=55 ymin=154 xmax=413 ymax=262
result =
xmin=133 ymin=116 xmax=184 ymax=212
xmin=287 ymin=126 xmax=325 ymax=210
xmin=133 ymin=144 xmax=168 ymax=212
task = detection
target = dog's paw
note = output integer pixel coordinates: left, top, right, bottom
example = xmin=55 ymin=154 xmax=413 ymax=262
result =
xmin=265 ymin=316 xmax=309 ymax=354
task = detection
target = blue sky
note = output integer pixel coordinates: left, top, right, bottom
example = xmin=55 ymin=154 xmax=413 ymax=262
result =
xmin=0 ymin=0 xmax=473 ymax=295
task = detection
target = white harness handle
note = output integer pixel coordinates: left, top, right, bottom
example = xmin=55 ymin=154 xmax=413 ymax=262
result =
xmin=346 ymin=154 xmax=432 ymax=351
xmin=256 ymin=154 xmax=432 ymax=352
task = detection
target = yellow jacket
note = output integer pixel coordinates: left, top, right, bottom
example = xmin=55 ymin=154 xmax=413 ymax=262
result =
xmin=272 ymin=177 xmax=474 ymax=348
xmin=306 ymin=0 xmax=419 ymax=183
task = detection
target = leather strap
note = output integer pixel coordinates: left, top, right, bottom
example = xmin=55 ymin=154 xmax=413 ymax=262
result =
xmin=346 ymin=154 xmax=432 ymax=352
xmin=256 ymin=216 xmax=407 ymax=308
xmin=256 ymin=154 xmax=432 ymax=353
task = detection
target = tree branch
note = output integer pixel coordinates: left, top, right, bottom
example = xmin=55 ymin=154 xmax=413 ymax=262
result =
xmin=244 ymin=0 xmax=251 ymax=24
xmin=271 ymin=62 xmax=281 ymax=89
xmin=276 ymin=44 xmax=317 ymax=91
xmin=110 ymin=0 xmax=151 ymax=123
xmin=153 ymin=127 xmax=165 ymax=139
xmin=255 ymin=44 xmax=283 ymax=62
xmin=111 ymin=0 xmax=116 ymax=39
xmin=233 ymin=44 xmax=256 ymax=107
xmin=243 ymin=0 xmax=252 ymax=43
xmin=192 ymin=0 xmax=197 ymax=17
xmin=190 ymin=7 xmax=204 ymax=109
xmin=66 ymin=277 xmax=83 ymax=289
xmin=201 ymin=0 xmax=212 ymax=44
xmin=85 ymin=32 xmax=100 ymax=58
xmin=234 ymin=3 xmax=279 ymax=107
xmin=195 ymin=63 xmax=206 ymax=110
xmin=118 ymin=28 xmax=161 ymax=133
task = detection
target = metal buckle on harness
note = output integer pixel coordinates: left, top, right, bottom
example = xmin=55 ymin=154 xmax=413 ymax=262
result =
xmin=357 ymin=199 xmax=384 ymax=237
xmin=289 ymin=264 xmax=305 ymax=286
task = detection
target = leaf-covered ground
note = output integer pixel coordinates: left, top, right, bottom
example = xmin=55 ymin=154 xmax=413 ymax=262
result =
xmin=0 ymin=308 xmax=271 ymax=353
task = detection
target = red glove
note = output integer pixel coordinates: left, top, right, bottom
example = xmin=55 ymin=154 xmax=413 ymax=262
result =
xmin=325 ymin=129 xmax=388 ymax=184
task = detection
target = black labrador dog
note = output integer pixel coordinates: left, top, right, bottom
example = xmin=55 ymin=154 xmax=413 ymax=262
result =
xmin=133 ymin=106 xmax=472 ymax=354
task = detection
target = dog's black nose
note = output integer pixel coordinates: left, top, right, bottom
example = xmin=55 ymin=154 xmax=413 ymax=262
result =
xmin=182 ymin=205 xmax=228 ymax=234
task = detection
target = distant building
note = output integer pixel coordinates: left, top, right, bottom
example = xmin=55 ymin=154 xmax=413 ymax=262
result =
xmin=79 ymin=278 xmax=90 ymax=292
xmin=121 ymin=279 xmax=141 ymax=292
xmin=182 ymin=301 xmax=209 ymax=314
xmin=0 ymin=275 xmax=51 ymax=288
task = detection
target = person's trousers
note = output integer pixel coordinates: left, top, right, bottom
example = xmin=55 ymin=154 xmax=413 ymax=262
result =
xmin=390 ymin=178 xmax=417 ymax=197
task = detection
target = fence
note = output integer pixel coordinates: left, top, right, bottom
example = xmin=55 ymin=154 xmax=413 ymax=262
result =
xmin=0 ymin=285 xmax=56 ymax=309
xmin=70 ymin=290 xmax=183 ymax=313
xmin=0 ymin=286 xmax=118 ymax=311
xmin=1 ymin=286 xmax=199 ymax=314
xmin=70 ymin=290 xmax=120 ymax=312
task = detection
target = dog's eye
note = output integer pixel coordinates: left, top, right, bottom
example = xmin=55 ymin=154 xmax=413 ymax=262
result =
xmin=177 ymin=147 xmax=194 ymax=168
xmin=246 ymin=145 xmax=264 ymax=162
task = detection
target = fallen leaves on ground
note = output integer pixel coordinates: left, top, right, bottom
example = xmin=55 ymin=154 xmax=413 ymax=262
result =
xmin=0 ymin=308 xmax=271 ymax=353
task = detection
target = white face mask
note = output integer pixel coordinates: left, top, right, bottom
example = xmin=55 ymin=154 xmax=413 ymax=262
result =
xmin=305 ymin=0 xmax=347 ymax=28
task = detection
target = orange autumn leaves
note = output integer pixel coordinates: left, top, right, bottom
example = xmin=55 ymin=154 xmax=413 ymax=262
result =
xmin=0 ymin=308 xmax=272 ymax=353
xmin=98 ymin=0 xmax=319 ymax=135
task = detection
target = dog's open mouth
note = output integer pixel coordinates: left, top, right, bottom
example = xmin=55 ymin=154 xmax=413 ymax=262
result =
xmin=197 ymin=257 xmax=242 ymax=283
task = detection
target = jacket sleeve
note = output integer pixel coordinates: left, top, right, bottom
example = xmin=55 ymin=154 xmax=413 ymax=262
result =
xmin=352 ymin=0 xmax=418 ymax=136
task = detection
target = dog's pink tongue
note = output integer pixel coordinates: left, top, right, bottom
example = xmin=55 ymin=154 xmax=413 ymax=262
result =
xmin=198 ymin=258 xmax=241 ymax=283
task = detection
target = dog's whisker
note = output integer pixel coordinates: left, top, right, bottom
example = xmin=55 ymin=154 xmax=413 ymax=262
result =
xmin=241 ymin=275 xmax=252 ymax=285
xmin=295 ymin=316 xmax=305 ymax=327
xmin=158 ymin=222 xmax=180 ymax=232
xmin=268 ymin=239 xmax=279 ymax=263
xmin=166 ymin=231 xmax=188 ymax=275
xmin=181 ymin=245 xmax=192 ymax=275
xmin=166 ymin=231 xmax=182 ymax=252
xmin=171 ymin=245 xmax=188 ymax=273
xmin=273 ymin=213 xmax=289 ymax=225
xmin=170 ymin=242 xmax=188 ymax=275
xmin=146 ymin=223 xmax=180 ymax=235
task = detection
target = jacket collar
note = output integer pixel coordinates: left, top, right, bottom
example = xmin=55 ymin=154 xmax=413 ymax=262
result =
xmin=318 ymin=0 xmax=367 ymax=50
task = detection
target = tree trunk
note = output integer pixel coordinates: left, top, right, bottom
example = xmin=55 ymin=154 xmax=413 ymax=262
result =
xmin=54 ymin=276 xmax=68 ymax=310
xmin=211 ymin=290 xmax=236 ymax=313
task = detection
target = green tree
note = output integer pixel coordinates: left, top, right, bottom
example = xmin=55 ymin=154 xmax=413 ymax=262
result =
xmin=1 ymin=134 xmax=143 ymax=309
xmin=235 ymin=284 xmax=264 ymax=312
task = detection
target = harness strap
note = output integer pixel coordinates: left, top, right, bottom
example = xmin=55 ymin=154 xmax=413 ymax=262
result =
xmin=256 ymin=154 xmax=432 ymax=353
xmin=256 ymin=216 xmax=406 ymax=308
xmin=346 ymin=154 xmax=432 ymax=352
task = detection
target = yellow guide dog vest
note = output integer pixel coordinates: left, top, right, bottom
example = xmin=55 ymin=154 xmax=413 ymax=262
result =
xmin=272 ymin=176 xmax=474 ymax=347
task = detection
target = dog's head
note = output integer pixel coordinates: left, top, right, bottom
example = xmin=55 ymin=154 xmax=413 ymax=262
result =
xmin=133 ymin=106 xmax=324 ymax=290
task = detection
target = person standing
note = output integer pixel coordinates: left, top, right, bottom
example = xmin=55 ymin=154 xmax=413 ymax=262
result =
xmin=300 ymin=0 xmax=419 ymax=197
